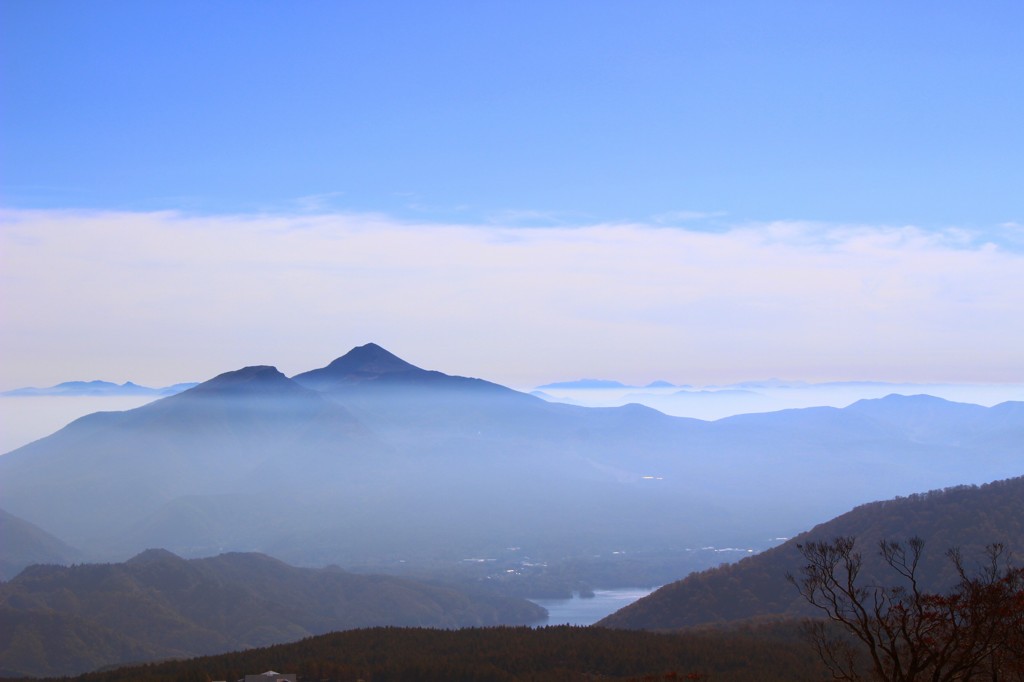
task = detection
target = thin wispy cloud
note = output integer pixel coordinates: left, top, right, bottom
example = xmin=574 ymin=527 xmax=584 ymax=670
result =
xmin=1 ymin=209 xmax=1021 ymax=389
xmin=293 ymin=192 xmax=347 ymax=213
xmin=651 ymin=210 xmax=728 ymax=225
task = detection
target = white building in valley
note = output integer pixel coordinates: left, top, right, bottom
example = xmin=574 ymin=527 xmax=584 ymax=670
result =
xmin=241 ymin=672 xmax=297 ymax=682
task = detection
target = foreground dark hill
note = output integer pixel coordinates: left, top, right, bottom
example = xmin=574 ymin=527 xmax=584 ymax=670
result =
xmin=599 ymin=475 xmax=1024 ymax=630
xmin=1 ymin=344 xmax=1021 ymax=573
xmin=0 ymin=624 xmax=827 ymax=682
xmin=0 ymin=549 xmax=544 ymax=677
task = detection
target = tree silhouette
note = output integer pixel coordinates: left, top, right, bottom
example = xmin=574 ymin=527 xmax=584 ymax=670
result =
xmin=788 ymin=536 xmax=1024 ymax=681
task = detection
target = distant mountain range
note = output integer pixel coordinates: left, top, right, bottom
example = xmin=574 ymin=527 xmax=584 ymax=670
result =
xmin=535 ymin=378 xmax=963 ymax=391
xmin=2 ymin=380 xmax=198 ymax=397
xmin=530 ymin=377 xmax=1024 ymax=422
xmin=599 ymin=475 xmax=1024 ymax=630
xmin=0 ymin=376 xmax=923 ymax=399
xmin=0 ymin=548 xmax=544 ymax=677
xmin=536 ymin=379 xmax=681 ymax=390
xmin=1 ymin=343 xmax=1021 ymax=576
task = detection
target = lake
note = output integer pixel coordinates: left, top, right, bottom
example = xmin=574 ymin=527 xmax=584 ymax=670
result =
xmin=530 ymin=587 xmax=658 ymax=626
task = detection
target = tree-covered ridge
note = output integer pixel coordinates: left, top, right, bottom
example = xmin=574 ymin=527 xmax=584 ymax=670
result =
xmin=600 ymin=476 xmax=1024 ymax=630
xmin=0 ymin=550 xmax=543 ymax=678
xmin=0 ymin=623 xmax=828 ymax=682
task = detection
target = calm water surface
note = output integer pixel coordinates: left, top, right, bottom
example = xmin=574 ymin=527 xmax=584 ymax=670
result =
xmin=530 ymin=587 xmax=658 ymax=626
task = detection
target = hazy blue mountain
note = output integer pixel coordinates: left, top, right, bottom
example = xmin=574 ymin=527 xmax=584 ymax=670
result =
xmin=0 ymin=509 xmax=81 ymax=580
xmin=842 ymin=393 xmax=999 ymax=443
xmin=292 ymin=342 xmax=545 ymax=435
xmin=599 ymin=475 xmax=1024 ymax=630
xmin=1 ymin=345 xmax=1021 ymax=574
xmin=0 ymin=548 xmax=544 ymax=677
xmin=536 ymin=378 xmax=685 ymax=390
xmin=2 ymin=380 xmax=197 ymax=397
xmin=669 ymin=388 xmax=760 ymax=398
xmin=0 ymin=365 xmax=388 ymax=553
xmin=536 ymin=378 xmax=631 ymax=389
xmin=717 ymin=379 xmax=808 ymax=389
xmin=292 ymin=342 xmax=512 ymax=394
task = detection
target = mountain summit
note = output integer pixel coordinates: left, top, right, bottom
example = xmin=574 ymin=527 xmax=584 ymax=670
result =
xmin=294 ymin=343 xmax=424 ymax=384
xmin=292 ymin=343 xmax=517 ymax=398
xmin=153 ymin=364 xmax=351 ymax=418
xmin=187 ymin=365 xmax=304 ymax=396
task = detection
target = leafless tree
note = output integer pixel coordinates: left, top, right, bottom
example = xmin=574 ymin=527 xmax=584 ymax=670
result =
xmin=787 ymin=536 xmax=1024 ymax=681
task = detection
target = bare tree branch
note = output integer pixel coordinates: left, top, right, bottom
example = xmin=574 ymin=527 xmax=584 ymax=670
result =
xmin=788 ymin=537 xmax=1024 ymax=681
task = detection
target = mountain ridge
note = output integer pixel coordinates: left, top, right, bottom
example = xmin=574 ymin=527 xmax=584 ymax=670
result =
xmin=598 ymin=475 xmax=1024 ymax=630
xmin=2 ymin=380 xmax=198 ymax=398
xmin=0 ymin=509 xmax=82 ymax=580
xmin=0 ymin=548 xmax=546 ymax=677
xmin=292 ymin=342 xmax=522 ymax=400
xmin=1 ymin=344 xmax=1021 ymax=577
xmin=308 ymin=342 xmax=421 ymax=377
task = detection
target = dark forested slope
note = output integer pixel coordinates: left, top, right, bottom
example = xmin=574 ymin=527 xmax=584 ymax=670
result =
xmin=0 ymin=623 xmax=828 ymax=682
xmin=600 ymin=475 xmax=1024 ymax=630
xmin=0 ymin=549 xmax=544 ymax=677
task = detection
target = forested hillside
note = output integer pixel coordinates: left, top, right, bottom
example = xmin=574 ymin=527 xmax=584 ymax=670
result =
xmin=0 ymin=550 xmax=543 ymax=677
xmin=600 ymin=476 xmax=1024 ymax=630
xmin=0 ymin=624 xmax=827 ymax=682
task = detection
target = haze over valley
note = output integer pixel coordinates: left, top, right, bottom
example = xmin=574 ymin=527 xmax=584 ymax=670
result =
xmin=3 ymin=345 xmax=1021 ymax=576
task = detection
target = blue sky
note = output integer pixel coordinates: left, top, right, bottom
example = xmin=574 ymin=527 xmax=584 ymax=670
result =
xmin=1 ymin=1 xmax=1022 ymax=388
xmin=5 ymin=1 xmax=1022 ymax=225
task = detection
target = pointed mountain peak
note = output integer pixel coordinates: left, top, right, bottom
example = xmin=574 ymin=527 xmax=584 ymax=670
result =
xmin=292 ymin=343 xmax=529 ymax=401
xmin=125 ymin=548 xmax=185 ymax=565
xmin=292 ymin=343 xmax=431 ymax=388
xmin=324 ymin=343 xmax=421 ymax=375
